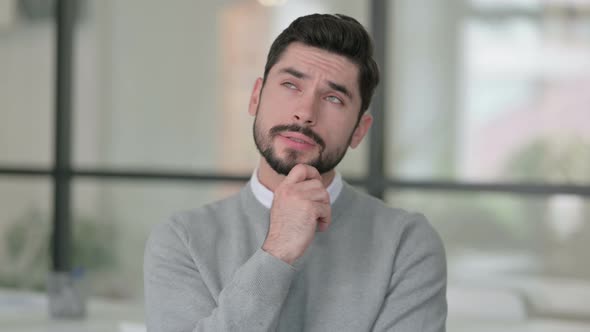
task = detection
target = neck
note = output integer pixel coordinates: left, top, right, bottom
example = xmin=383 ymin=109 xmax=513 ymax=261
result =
xmin=257 ymin=157 xmax=336 ymax=192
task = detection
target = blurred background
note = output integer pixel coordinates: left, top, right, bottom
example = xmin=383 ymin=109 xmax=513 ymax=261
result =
xmin=1 ymin=0 xmax=590 ymax=331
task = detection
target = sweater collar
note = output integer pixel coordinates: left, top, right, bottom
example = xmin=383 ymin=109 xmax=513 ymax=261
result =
xmin=249 ymin=168 xmax=343 ymax=209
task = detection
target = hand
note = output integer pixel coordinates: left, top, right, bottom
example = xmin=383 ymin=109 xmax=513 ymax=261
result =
xmin=262 ymin=164 xmax=332 ymax=265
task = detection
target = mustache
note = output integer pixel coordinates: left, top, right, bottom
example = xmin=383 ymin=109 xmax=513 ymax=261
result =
xmin=270 ymin=124 xmax=326 ymax=149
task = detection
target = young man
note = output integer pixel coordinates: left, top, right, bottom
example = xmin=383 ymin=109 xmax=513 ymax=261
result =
xmin=145 ymin=14 xmax=447 ymax=331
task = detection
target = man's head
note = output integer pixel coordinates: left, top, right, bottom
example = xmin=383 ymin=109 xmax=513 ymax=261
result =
xmin=264 ymin=14 xmax=380 ymax=115
xmin=249 ymin=14 xmax=380 ymax=176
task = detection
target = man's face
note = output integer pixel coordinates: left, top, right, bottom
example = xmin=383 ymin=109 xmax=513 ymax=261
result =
xmin=249 ymin=42 xmax=372 ymax=175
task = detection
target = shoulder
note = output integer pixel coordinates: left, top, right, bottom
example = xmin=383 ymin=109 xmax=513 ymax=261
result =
xmin=341 ymin=184 xmax=445 ymax=257
xmin=148 ymin=188 xmax=245 ymax=246
xmin=340 ymin=184 xmax=429 ymax=229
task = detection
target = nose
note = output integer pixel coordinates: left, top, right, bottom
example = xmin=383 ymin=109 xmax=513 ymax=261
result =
xmin=293 ymin=93 xmax=319 ymax=125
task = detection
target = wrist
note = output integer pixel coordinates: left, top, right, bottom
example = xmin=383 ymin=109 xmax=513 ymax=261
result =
xmin=262 ymin=242 xmax=297 ymax=265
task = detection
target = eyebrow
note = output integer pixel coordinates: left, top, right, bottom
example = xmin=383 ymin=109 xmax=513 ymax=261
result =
xmin=278 ymin=67 xmax=354 ymax=101
xmin=279 ymin=67 xmax=308 ymax=79
xmin=327 ymin=81 xmax=353 ymax=101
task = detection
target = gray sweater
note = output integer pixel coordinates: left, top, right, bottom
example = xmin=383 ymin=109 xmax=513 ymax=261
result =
xmin=144 ymin=182 xmax=447 ymax=331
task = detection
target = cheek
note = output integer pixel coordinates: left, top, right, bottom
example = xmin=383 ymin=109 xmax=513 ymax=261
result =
xmin=325 ymin=116 xmax=357 ymax=141
xmin=255 ymin=117 xmax=271 ymax=137
xmin=322 ymin=128 xmax=347 ymax=148
xmin=257 ymin=101 xmax=287 ymax=125
xmin=262 ymin=86 xmax=291 ymax=107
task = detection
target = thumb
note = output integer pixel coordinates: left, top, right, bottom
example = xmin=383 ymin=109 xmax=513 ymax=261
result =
xmin=283 ymin=164 xmax=321 ymax=184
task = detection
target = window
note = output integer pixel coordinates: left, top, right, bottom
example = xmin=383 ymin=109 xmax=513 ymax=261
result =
xmin=2 ymin=0 xmax=589 ymax=329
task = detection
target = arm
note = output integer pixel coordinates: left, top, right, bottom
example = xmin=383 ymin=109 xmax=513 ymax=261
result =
xmin=371 ymin=214 xmax=447 ymax=332
xmin=144 ymin=220 xmax=296 ymax=332
xmin=144 ymin=164 xmax=329 ymax=331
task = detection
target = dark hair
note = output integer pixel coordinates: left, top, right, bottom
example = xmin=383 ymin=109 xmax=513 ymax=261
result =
xmin=263 ymin=13 xmax=380 ymax=116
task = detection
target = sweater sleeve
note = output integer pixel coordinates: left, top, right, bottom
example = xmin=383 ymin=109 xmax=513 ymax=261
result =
xmin=144 ymin=220 xmax=297 ymax=332
xmin=371 ymin=213 xmax=447 ymax=332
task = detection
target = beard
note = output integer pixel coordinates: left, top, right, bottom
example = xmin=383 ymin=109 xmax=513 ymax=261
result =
xmin=253 ymin=116 xmax=354 ymax=176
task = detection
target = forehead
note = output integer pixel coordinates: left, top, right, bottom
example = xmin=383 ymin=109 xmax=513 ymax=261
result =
xmin=270 ymin=43 xmax=359 ymax=93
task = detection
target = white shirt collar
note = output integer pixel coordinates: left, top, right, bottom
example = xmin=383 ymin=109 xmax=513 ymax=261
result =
xmin=249 ymin=168 xmax=343 ymax=209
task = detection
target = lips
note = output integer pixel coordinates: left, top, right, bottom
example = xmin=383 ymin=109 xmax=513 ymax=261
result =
xmin=280 ymin=132 xmax=316 ymax=146
xmin=269 ymin=124 xmax=326 ymax=151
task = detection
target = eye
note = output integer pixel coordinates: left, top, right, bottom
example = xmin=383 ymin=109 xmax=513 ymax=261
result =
xmin=325 ymin=95 xmax=343 ymax=104
xmin=282 ymin=82 xmax=298 ymax=90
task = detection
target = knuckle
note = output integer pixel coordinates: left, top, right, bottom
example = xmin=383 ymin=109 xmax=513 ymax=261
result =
xmin=310 ymin=179 xmax=322 ymax=187
xmin=301 ymin=201 xmax=315 ymax=214
xmin=277 ymin=186 xmax=294 ymax=198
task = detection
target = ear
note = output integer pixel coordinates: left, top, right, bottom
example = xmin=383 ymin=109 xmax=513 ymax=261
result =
xmin=248 ymin=77 xmax=264 ymax=116
xmin=349 ymin=113 xmax=373 ymax=149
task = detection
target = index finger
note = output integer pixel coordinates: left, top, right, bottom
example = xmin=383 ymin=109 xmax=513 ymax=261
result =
xmin=283 ymin=164 xmax=321 ymax=184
